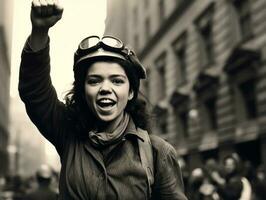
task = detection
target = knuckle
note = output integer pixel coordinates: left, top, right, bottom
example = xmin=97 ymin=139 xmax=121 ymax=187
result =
xmin=32 ymin=0 xmax=41 ymax=7
xmin=39 ymin=0 xmax=48 ymax=6
xmin=47 ymin=0 xmax=54 ymax=6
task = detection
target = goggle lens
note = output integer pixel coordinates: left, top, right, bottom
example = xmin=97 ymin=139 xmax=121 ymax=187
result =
xmin=80 ymin=36 xmax=100 ymax=49
xmin=102 ymin=37 xmax=123 ymax=49
xmin=79 ymin=36 xmax=123 ymax=50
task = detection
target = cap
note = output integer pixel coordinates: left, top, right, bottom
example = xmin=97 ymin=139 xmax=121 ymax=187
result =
xmin=75 ymin=48 xmax=127 ymax=65
xmin=74 ymin=48 xmax=147 ymax=79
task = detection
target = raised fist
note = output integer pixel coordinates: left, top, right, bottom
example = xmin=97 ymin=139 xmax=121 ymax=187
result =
xmin=31 ymin=0 xmax=64 ymax=29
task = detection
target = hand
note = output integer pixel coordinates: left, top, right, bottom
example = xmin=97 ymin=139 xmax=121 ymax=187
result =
xmin=211 ymin=171 xmax=225 ymax=185
xmin=31 ymin=0 xmax=64 ymax=30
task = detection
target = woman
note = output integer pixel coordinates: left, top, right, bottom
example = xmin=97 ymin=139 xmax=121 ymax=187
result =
xmin=19 ymin=1 xmax=187 ymax=199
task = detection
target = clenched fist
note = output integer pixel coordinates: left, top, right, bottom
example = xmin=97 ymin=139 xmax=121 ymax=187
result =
xmin=31 ymin=0 xmax=64 ymax=29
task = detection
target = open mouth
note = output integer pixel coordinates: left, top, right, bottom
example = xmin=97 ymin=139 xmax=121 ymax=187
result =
xmin=96 ymin=98 xmax=116 ymax=108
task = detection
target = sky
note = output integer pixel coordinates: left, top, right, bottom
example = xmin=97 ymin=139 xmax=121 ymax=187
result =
xmin=10 ymin=0 xmax=107 ymax=100
xmin=9 ymin=0 xmax=107 ymax=171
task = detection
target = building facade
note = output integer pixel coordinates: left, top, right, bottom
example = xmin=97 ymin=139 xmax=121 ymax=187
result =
xmin=0 ymin=0 xmax=13 ymax=176
xmin=104 ymin=0 xmax=128 ymax=42
xmin=105 ymin=0 xmax=266 ymax=169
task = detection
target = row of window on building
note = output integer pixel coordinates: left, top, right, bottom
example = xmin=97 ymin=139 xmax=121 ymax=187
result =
xmin=138 ymin=0 xmax=264 ymax=137
xmin=134 ymin=0 xmax=252 ymax=51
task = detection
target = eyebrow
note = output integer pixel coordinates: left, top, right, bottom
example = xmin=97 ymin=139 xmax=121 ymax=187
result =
xmin=87 ymin=74 xmax=127 ymax=79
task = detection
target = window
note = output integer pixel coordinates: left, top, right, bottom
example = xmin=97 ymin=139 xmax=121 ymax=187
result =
xmin=170 ymin=89 xmax=189 ymax=137
xmin=204 ymin=97 xmax=217 ymax=130
xmin=195 ymin=4 xmax=214 ymax=67
xmin=233 ymin=0 xmax=252 ymax=41
xmin=193 ymin=72 xmax=218 ymax=132
xmin=172 ymin=32 xmax=187 ymax=85
xmin=223 ymin=47 xmax=260 ymax=123
xmin=159 ymin=0 xmax=165 ymax=23
xmin=158 ymin=65 xmax=166 ymax=100
xmin=155 ymin=52 xmax=167 ymax=101
xmin=238 ymin=79 xmax=257 ymax=120
xmin=145 ymin=17 xmax=151 ymax=40
xmin=199 ymin=96 xmax=217 ymax=131
xmin=154 ymin=102 xmax=168 ymax=134
xmin=177 ymin=111 xmax=188 ymax=138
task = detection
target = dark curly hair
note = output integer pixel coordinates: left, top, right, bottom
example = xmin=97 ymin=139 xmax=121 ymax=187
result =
xmin=64 ymin=57 xmax=151 ymax=138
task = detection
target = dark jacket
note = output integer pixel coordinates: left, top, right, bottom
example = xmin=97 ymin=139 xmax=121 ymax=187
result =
xmin=18 ymin=38 xmax=187 ymax=200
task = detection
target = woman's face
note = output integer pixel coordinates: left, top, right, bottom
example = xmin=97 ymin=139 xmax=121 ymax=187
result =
xmin=84 ymin=61 xmax=134 ymax=122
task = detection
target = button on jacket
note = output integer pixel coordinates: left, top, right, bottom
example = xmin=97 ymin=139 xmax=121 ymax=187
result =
xmin=19 ymin=39 xmax=188 ymax=200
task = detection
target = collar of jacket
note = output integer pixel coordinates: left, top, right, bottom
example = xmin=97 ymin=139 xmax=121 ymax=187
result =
xmin=124 ymin=118 xmax=145 ymax=142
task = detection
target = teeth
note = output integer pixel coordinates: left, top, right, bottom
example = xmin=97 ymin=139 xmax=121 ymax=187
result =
xmin=97 ymin=98 xmax=116 ymax=107
xmin=99 ymin=99 xmax=113 ymax=103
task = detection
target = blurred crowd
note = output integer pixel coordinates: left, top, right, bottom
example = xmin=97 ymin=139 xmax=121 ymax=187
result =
xmin=0 ymin=164 xmax=59 ymax=200
xmin=1 ymin=153 xmax=266 ymax=200
xmin=181 ymin=153 xmax=266 ymax=200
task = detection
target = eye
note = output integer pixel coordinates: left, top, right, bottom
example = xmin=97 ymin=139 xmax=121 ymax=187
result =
xmin=86 ymin=77 xmax=101 ymax=85
xmin=112 ymin=78 xmax=125 ymax=85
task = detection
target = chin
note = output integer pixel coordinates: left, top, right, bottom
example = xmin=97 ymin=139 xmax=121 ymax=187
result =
xmin=97 ymin=114 xmax=117 ymax=122
xmin=93 ymin=105 xmax=124 ymax=122
xmin=95 ymin=110 xmax=122 ymax=122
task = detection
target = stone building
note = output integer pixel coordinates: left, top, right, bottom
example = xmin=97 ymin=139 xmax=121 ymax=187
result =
xmin=0 ymin=0 xmax=14 ymax=176
xmin=105 ymin=0 xmax=266 ymax=169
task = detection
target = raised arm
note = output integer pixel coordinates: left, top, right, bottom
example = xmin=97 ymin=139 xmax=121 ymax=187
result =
xmin=19 ymin=0 xmax=67 ymax=154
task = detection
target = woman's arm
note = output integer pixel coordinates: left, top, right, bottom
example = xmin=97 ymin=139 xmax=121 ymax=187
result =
xmin=151 ymin=136 xmax=188 ymax=200
xmin=19 ymin=0 xmax=66 ymax=153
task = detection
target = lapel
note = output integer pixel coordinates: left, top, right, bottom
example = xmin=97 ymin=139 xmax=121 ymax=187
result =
xmin=83 ymin=139 xmax=106 ymax=171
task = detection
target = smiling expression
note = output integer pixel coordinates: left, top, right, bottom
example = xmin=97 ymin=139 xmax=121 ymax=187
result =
xmin=84 ymin=61 xmax=134 ymax=122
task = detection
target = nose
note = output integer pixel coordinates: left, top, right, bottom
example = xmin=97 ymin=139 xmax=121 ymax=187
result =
xmin=99 ymin=80 xmax=112 ymax=95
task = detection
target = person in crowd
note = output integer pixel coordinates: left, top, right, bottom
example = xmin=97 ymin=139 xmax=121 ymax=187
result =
xmin=201 ymin=158 xmax=221 ymax=200
xmin=253 ymin=165 xmax=266 ymax=200
xmin=18 ymin=0 xmax=187 ymax=199
xmin=187 ymin=166 xmax=220 ymax=200
xmin=211 ymin=153 xmax=252 ymax=200
xmin=242 ymin=160 xmax=255 ymax=184
xmin=23 ymin=164 xmax=57 ymax=200
xmin=187 ymin=168 xmax=205 ymax=200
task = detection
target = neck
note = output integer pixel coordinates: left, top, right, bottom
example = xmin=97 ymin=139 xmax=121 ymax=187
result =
xmin=96 ymin=112 xmax=125 ymax=133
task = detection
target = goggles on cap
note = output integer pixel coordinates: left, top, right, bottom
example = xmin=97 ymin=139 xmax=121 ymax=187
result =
xmin=74 ymin=35 xmax=146 ymax=79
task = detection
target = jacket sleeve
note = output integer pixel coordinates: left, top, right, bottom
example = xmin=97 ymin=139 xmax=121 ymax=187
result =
xmin=18 ymin=37 xmax=69 ymax=155
xmin=151 ymin=136 xmax=188 ymax=200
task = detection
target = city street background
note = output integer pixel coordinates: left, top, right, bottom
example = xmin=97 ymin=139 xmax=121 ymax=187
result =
xmin=1 ymin=0 xmax=266 ymax=199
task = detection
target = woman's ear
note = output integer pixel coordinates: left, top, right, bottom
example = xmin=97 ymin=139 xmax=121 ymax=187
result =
xmin=128 ymin=90 xmax=134 ymax=100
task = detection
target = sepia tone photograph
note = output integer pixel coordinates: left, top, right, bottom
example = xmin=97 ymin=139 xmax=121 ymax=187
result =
xmin=0 ymin=0 xmax=266 ymax=199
